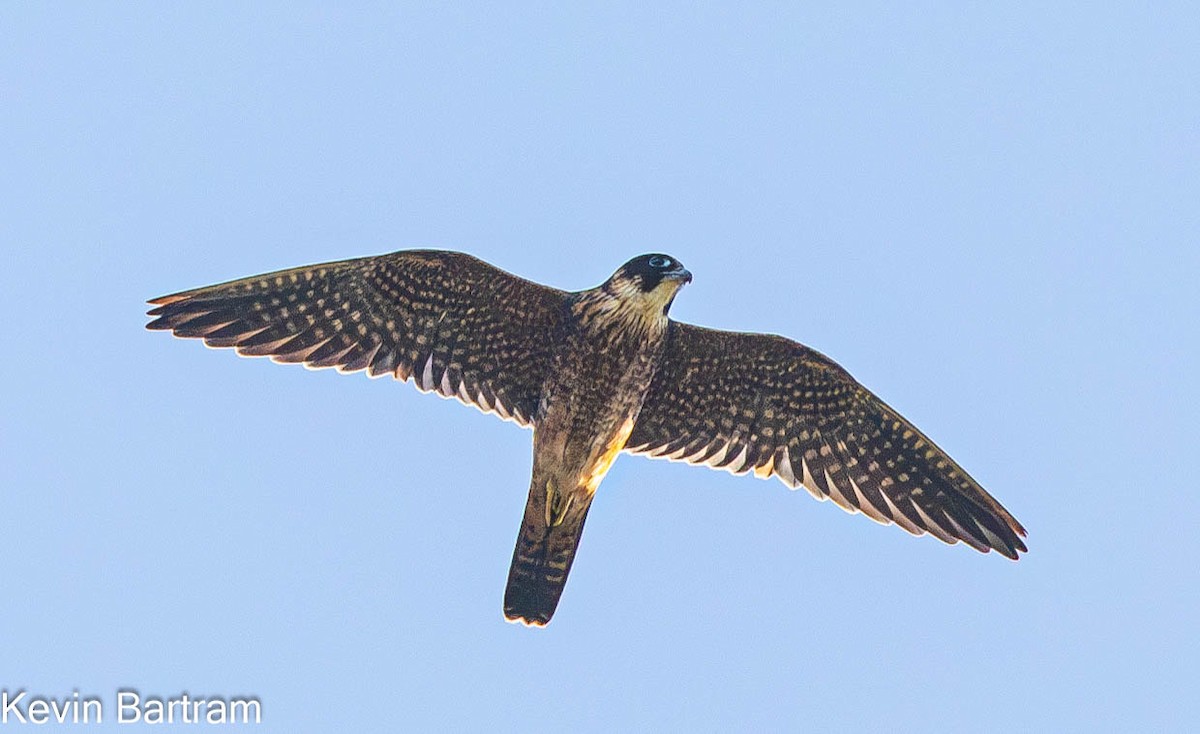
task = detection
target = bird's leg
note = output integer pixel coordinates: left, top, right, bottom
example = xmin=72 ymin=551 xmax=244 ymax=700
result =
xmin=545 ymin=478 xmax=575 ymax=528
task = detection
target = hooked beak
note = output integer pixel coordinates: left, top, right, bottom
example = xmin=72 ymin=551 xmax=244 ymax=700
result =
xmin=666 ymin=268 xmax=693 ymax=285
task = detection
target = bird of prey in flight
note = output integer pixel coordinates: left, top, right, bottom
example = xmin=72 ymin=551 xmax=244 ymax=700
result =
xmin=147 ymin=250 xmax=1026 ymax=626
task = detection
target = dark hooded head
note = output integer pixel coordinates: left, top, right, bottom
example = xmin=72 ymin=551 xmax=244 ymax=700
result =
xmin=599 ymin=254 xmax=693 ymax=319
xmin=610 ymin=254 xmax=692 ymax=292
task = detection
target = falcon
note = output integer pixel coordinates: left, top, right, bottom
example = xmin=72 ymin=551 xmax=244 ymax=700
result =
xmin=146 ymin=250 xmax=1027 ymax=626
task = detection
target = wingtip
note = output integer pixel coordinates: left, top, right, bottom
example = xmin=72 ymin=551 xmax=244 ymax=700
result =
xmin=147 ymin=293 xmax=185 ymax=306
xmin=1011 ymin=535 xmax=1029 ymax=558
xmin=997 ymin=545 xmax=1022 ymax=561
xmin=1013 ymin=519 xmax=1029 ymax=539
xmin=144 ymin=297 xmax=181 ymax=329
xmin=1003 ymin=516 xmax=1029 ymax=558
xmin=994 ymin=530 xmax=1028 ymax=561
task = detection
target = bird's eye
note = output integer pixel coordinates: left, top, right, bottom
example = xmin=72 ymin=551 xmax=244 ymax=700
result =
xmin=648 ymin=256 xmax=672 ymax=269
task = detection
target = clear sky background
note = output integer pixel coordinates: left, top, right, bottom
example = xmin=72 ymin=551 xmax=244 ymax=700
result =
xmin=2 ymin=3 xmax=1197 ymax=732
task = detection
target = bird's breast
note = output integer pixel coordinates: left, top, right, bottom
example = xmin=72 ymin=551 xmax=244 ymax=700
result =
xmin=533 ymin=314 xmax=667 ymax=492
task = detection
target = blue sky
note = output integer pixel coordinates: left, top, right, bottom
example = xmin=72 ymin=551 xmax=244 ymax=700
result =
xmin=2 ymin=3 xmax=1197 ymax=731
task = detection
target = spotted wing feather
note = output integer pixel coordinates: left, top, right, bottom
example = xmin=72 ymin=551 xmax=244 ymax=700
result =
xmin=627 ymin=322 xmax=1027 ymax=558
xmin=146 ymin=249 xmax=567 ymax=426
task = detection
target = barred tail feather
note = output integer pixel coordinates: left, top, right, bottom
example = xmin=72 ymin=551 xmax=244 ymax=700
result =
xmin=504 ymin=481 xmax=594 ymax=627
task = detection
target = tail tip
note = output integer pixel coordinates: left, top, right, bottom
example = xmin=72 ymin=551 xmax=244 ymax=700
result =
xmin=504 ymin=609 xmax=553 ymax=628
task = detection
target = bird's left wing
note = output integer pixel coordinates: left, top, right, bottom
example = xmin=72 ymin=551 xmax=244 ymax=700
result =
xmin=146 ymin=249 xmax=567 ymax=426
xmin=626 ymin=321 xmax=1027 ymax=557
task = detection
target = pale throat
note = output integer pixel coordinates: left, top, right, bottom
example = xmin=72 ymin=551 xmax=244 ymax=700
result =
xmin=582 ymin=279 xmax=680 ymax=334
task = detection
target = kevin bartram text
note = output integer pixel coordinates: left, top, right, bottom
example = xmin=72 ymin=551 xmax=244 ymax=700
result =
xmin=1 ymin=689 xmax=261 ymax=725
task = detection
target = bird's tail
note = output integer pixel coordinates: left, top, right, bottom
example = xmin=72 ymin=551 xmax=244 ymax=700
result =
xmin=504 ymin=477 xmax=595 ymax=627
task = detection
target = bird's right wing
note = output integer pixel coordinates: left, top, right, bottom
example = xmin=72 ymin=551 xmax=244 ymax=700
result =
xmin=146 ymin=249 xmax=568 ymax=426
xmin=627 ymin=321 xmax=1027 ymax=558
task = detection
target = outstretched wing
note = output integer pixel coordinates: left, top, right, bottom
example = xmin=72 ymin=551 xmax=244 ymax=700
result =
xmin=146 ymin=249 xmax=567 ymax=426
xmin=627 ymin=322 xmax=1027 ymax=558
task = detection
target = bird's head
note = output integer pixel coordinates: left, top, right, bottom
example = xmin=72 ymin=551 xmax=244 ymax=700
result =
xmin=602 ymin=254 xmax=692 ymax=316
